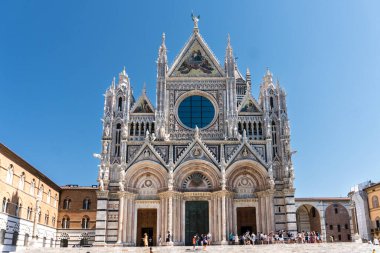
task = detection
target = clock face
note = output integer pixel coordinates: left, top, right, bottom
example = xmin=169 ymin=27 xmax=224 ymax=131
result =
xmin=177 ymin=95 xmax=215 ymax=129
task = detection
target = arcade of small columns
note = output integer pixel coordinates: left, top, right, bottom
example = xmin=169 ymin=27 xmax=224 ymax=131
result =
xmin=101 ymin=160 xmax=276 ymax=246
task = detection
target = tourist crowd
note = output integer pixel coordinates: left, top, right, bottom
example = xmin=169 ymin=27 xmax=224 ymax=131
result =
xmin=227 ymin=230 xmax=323 ymax=245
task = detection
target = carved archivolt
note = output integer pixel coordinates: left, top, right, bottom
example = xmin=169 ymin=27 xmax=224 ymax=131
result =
xmin=124 ymin=161 xmax=167 ymax=190
xmin=174 ymin=160 xmax=220 ymax=191
xmin=226 ymin=160 xmax=269 ymax=191
xmin=182 ymin=172 xmax=212 ymax=191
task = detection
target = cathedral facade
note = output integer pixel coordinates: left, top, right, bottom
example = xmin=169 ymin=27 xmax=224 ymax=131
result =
xmin=95 ymin=22 xmax=297 ymax=246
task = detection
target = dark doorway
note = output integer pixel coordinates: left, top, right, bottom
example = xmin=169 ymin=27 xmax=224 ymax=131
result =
xmin=237 ymin=207 xmax=256 ymax=235
xmin=185 ymin=201 xmax=209 ymax=246
xmin=60 ymin=239 xmax=68 ymax=247
xmin=136 ymin=209 xmax=157 ymax=246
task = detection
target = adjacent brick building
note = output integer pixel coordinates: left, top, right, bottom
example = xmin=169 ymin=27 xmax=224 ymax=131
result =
xmin=57 ymin=185 xmax=98 ymax=247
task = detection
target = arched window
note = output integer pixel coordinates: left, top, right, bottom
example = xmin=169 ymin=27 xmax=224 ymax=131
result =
xmin=52 ymin=214 xmax=56 ymax=226
xmin=114 ymin=124 xmax=121 ymax=156
xmin=253 ymin=122 xmax=257 ymax=136
xmin=140 ymin=122 xmax=145 ymax=135
xmin=6 ymin=164 xmax=14 ymax=184
xmin=54 ymin=194 xmax=58 ymax=207
xmin=81 ymin=216 xmax=90 ymax=229
xmin=63 ymin=198 xmax=71 ymax=210
xmin=47 ymin=190 xmax=51 ymax=204
xmin=15 ymin=201 xmax=22 ymax=217
xmin=373 ymin=196 xmax=379 ymax=208
xmin=376 ymin=218 xmax=380 ymax=228
xmin=38 ymin=210 xmax=41 ymax=223
xmin=83 ymin=198 xmax=90 ymax=210
xmin=258 ymin=122 xmax=263 ymax=136
xmin=272 ymin=121 xmax=278 ymax=157
xmin=30 ymin=179 xmax=35 ymax=195
xmin=130 ymin=122 xmax=134 ymax=135
xmin=26 ymin=207 xmax=32 ymax=220
xmin=270 ymin=96 xmax=274 ymax=109
xmin=151 ymin=122 xmax=155 ymax=134
xmin=238 ymin=122 xmax=242 ymax=134
xmin=18 ymin=172 xmax=25 ymax=190
xmin=118 ymin=97 xmax=123 ymax=111
xmin=38 ymin=185 xmax=44 ymax=200
xmin=62 ymin=216 xmax=70 ymax=229
xmin=44 ymin=211 xmax=49 ymax=225
xmin=5 ymin=199 xmax=10 ymax=214
xmin=1 ymin=198 xmax=6 ymax=213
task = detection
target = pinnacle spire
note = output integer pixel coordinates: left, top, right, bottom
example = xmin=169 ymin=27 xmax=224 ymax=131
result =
xmin=226 ymin=34 xmax=233 ymax=58
xmin=246 ymin=68 xmax=251 ymax=94
xmin=142 ymin=82 xmax=146 ymax=94
xmin=161 ymin=33 xmax=166 ymax=48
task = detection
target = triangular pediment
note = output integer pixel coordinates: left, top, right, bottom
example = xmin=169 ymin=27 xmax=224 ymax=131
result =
xmin=226 ymin=141 xmax=268 ymax=169
xmin=131 ymin=92 xmax=155 ymax=114
xmin=127 ymin=142 xmax=167 ymax=169
xmin=168 ymin=33 xmax=224 ymax=77
xmin=174 ymin=138 xmax=219 ymax=169
xmin=238 ymin=93 xmax=262 ymax=114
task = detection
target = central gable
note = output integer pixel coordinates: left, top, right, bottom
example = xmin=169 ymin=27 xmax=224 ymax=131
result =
xmin=168 ymin=33 xmax=224 ymax=77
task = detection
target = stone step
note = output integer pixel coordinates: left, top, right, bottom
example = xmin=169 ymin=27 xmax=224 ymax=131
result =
xmin=15 ymin=243 xmax=380 ymax=253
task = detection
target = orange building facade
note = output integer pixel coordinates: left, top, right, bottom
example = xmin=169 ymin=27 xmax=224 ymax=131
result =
xmin=365 ymin=183 xmax=380 ymax=240
xmin=0 ymin=144 xmax=60 ymax=252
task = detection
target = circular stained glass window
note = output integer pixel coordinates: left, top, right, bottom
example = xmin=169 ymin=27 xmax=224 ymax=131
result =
xmin=178 ymin=95 xmax=215 ymax=129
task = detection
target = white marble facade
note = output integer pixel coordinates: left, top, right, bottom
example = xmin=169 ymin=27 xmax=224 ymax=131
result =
xmin=95 ymin=21 xmax=296 ymax=246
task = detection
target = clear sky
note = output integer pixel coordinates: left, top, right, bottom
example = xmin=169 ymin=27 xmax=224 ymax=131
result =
xmin=1 ymin=0 xmax=379 ymax=197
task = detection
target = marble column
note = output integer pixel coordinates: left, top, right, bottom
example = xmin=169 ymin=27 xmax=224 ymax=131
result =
xmin=122 ymin=197 xmax=128 ymax=243
xmin=168 ymin=196 xmax=173 ymax=244
xmin=221 ymin=194 xmax=227 ymax=244
xmin=117 ymin=193 xmax=124 ymax=244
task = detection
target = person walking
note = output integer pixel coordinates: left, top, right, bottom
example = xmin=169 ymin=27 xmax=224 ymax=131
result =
xmin=143 ymin=233 xmax=148 ymax=247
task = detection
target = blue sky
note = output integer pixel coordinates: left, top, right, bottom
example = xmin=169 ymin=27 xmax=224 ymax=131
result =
xmin=1 ymin=0 xmax=379 ymax=197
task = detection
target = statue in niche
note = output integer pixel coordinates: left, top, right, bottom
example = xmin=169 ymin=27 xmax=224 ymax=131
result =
xmin=103 ymin=141 xmax=108 ymax=154
xmin=104 ymin=124 xmax=110 ymax=137
xmin=119 ymin=181 xmax=125 ymax=191
xmin=242 ymin=148 xmax=248 ymax=157
xmin=99 ymin=179 xmax=104 ymax=191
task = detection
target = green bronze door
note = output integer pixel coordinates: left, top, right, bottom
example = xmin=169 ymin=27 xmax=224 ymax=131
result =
xmin=185 ymin=201 xmax=209 ymax=245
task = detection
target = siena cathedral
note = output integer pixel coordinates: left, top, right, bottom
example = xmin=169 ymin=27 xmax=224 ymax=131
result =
xmin=95 ymin=20 xmax=296 ymax=246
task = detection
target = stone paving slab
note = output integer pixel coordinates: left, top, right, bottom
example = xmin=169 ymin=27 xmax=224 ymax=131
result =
xmin=14 ymin=243 xmax=380 ymax=253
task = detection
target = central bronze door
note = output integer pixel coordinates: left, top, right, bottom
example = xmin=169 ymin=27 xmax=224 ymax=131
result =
xmin=136 ymin=209 xmax=157 ymax=246
xmin=185 ymin=201 xmax=209 ymax=246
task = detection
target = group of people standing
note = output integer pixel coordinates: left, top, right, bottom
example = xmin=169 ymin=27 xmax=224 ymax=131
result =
xmin=192 ymin=232 xmax=212 ymax=250
xmin=296 ymin=231 xmax=322 ymax=243
xmin=229 ymin=230 xmax=296 ymax=245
